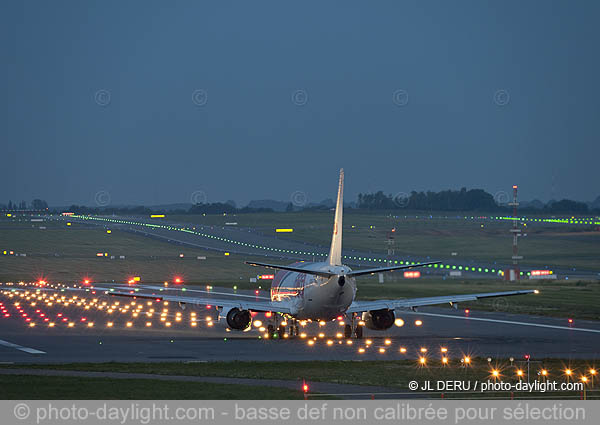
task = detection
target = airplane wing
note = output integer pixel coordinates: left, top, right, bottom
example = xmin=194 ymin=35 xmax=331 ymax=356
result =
xmin=95 ymin=286 xmax=293 ymax=314
xmin=245 ymin=261 xmax=334 ymax=277
xmin=345 ymin=261 xmax=442 ymax=277
xmin=346 ymin=289 xmax=537 ymax=313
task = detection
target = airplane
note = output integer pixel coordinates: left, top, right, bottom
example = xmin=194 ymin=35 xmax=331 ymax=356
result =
xmin=100 ymin=169 xmax=536 ymax=339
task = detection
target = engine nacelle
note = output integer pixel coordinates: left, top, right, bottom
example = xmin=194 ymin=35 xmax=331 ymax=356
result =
xmin=362 ymin=309 xmax=395 ymax=330
xmin=226 ymin=308 xmax=252 ymax=330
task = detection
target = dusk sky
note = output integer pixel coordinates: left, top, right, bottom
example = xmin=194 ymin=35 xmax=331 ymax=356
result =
xmin=2 ymin=1 xmax=598 ymax=207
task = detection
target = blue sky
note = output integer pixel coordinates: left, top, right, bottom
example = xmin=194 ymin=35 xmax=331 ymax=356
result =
xmin=1 ymin=1 xmax=598 ymax=206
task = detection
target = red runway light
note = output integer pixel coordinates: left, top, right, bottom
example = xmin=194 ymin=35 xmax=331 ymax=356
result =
xmin=464 ymin=309 xmax=470 ymax=314
xmin=174 ymin=277 xmax=182 ymax=284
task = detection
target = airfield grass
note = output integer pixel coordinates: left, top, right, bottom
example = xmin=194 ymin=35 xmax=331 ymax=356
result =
xmin=0 ymin=375 xmax=304 ymax=399
xmin=168 ymin=211 xmax=600 ymax=270
xmin=2 ymin=359 xmax=598 ymax=399
xmin=1 ymin=217 xmax=599 ymax=320
xmin=0 ymin=219 xmax=268 ymax=284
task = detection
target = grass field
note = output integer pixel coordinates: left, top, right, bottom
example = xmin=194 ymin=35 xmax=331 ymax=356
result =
xmin=2 ymin=360 xmax=598 ymax=399
xmin=1 ymin=215 xmax=599 ymax=320
xmin=167 ymin=212 xmax=600 ymax=270
xmin=0 ymin=219 xmax=268 ymax=284
xmin=0 ymin=375 xmax=304 ymax=399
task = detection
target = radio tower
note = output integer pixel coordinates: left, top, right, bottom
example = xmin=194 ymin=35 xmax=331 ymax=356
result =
xmin=507 ymin=185 xmax=522 ymax=282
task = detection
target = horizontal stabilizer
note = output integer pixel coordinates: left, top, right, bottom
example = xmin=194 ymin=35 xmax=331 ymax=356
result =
xmin=346 ymin=261 xmax=442 ymax=277
xmin=245 ymin=261 xmax=334 ymax=278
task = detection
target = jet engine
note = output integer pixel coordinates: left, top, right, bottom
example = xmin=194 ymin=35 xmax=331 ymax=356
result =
xmin=226 ymin=308 xmax=252 ymax=330
xmin=362 ymin=309 xmax=395 ymax=330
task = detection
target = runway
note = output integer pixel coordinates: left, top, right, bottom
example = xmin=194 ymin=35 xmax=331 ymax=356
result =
xmin=0 ymin=283 xmax=598 ymax=363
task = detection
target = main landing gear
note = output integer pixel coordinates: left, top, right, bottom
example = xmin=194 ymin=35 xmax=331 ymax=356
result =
xmin=347 ymin=313 xmax=363 ymax=339
xmin=267 ymin=317 xmax=299 ymax=339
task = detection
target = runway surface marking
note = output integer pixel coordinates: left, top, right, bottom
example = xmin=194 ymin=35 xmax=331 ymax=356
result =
xmin=0 ymin=339 xmax=46 ymax=355
xmin=405 ymin=311 xmax=600 ymax=334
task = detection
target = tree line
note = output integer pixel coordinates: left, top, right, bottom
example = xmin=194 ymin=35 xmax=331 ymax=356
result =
xmin=357 ymin=188 xmax=595 ymax=213
xmin=0 ymin=199 xmax=48 ymax=211
xmin=1 ymin=190 xmax=596 ymax=215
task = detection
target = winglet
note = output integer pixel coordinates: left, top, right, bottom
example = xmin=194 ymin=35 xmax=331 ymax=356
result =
xmin=327 ymin=169 xmax=344 ymax=266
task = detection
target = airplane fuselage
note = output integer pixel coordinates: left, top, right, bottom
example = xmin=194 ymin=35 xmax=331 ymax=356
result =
xmin=270 ymin=261 xmax=356 ymax=320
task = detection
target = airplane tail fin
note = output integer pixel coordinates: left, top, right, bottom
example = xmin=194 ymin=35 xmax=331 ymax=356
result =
xmin=327 ymin=169 xmax=344 ymax=266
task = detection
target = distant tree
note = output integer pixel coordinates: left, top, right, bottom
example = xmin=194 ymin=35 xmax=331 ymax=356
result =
xmin=285 ymin=202 xmax=294 ymax=212
xmin=31 ymin=199 xmax=49 ymax=210
xmin=545 ymin=199 xmax=588 ymax=214
xmin=189 ymin=202 xmax=237 ymax=214
xmin=357 ymin=191 xmax=397 ymax=209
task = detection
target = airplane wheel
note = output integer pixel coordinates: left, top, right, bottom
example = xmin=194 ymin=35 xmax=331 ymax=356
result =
xmin=354 ymin=324 xmax=363 ymax=339
xmin=267 ymin=324 xmax=275 ymax=339
xmin=278 ymin=325 xmax=285 ymax=339
xmin=344 ymin=324 xmax=352 ymax=339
